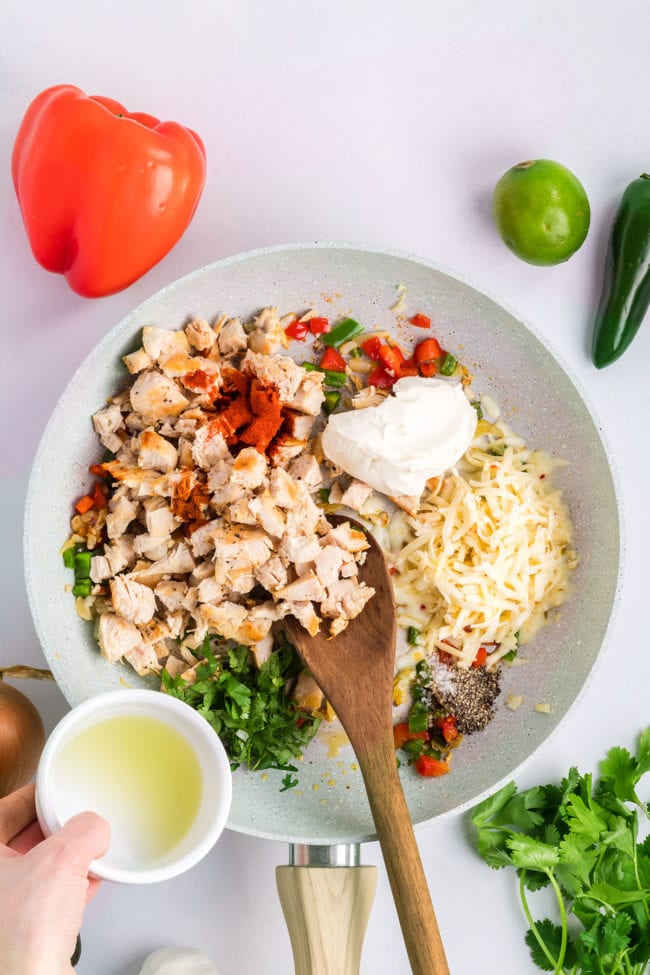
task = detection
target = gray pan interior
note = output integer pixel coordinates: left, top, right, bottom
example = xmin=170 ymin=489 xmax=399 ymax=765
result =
xmin=24 ymin=243 xmax=621 ymax=844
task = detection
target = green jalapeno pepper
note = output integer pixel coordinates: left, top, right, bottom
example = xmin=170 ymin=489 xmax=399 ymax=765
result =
xmin=592 ymin=173 xmax=650 ymax=368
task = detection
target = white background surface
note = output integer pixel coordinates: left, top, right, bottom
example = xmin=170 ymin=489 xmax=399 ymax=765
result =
xmin=1 ymin=2 xmax=649 ymax=973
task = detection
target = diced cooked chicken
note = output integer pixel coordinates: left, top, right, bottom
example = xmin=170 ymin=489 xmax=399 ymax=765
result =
xmin=251 ymin=632 xmax=273 ymax=668
xmin=287 ymin=453 xmax=323 ymax=491
xmin=322 ymin=521 xmax=370 ymax=554
xmin=130 ymin=541 xmax=195 ymax=585
xmin=124 ymin=642 xmax=160 ymax=676
xmin=320 ymin=579 xmax=375 ymax=624
xmin=284 ymin=411 xmax=316 ymax=441
xmin=192 ymin=423 xmax=231 ymax=470
xmin=162 ymin=654 xmax=188 ymax=679
xmin=98 ymin=613 xmax=142 ymax=662
xmin=268 ymin=437 xmax=307 ymax=468
xmin=391 ymin=494 xmax=420 ymax=516
xmin=130 ymin=370 xmax=190 ymax=419
xmin=92 ymin=403 xmax=124 ymax=453
xmin=278 ymin=534 xmax=322 ymax=565
xmin=177 ymin=438 xmax=193 ymax=468
xmin=154 ymin=579 xmax=188 ymax=612
xmin=189 ymin=561 xmax=215 ymax=585
xmin=188 ymin=521 xmax=216 ymax=558
xmin=132 ymin=534 xmax=170 ymax=561
xmin=277 ymin=572 xmax=327 ymax=603
xmin=313 ymin=544 xmax=356 ymax=589
xmin=240 ymin=350 xmax=304 ymax=404
xmin=123 ymin=347 xmax=153 ymax=374
xmin=142 ymin=326 xmax=190 ymax=362
xmin=217 ymin=317 xmax=248 ymax=356
xmin=247 ymin=307 xmax=286 ymax=355
xmin=247 ymin=495 xmax=286 ymax=538
xmin=284 ymin=486 xmax=323 ymax=536
xmin=138 ymin=618 xmax=171 ymax=644
xmin=277 ymin=599 xmax=320 ymax=636
xmin=208 ymin=448 xmax=268 ymax=506
xmin=89 ymin=554 xmax=112 ymax=583
xmin=199 ymin=600 xmax=278 ymax=645
xmin=109 ymin=576 xmax=157 ymax=624
xmin=138 ymin=429 xmax=179 ymax=473
xmin=185 ymin=317 xmax=216 ymax=351
xmin=254 ymin=555 xmax=289 ymax=593
xmin=289 ymin=370 xmax=326 ymax=415
xmin=211 ymin=525 xmax=273 ymax=586
xmin=196 ymin=576 xmax=224 ymax=605
xmin=106 ymin=494 xmax=138 ymax=539
xmin=293 ymin=671 xmax=324 ymax=711
xmin=268 ymin=467 xmax=303 ymax=508
xmin=339 ymin=479 xmax=373 ymax=512
xmin=144 ymin=499 xmax=178 ymax=538
xmin=229 ymin=498 xmax=258 ymax=526
xmin=124 ymin=411 xmax=149 ymax=433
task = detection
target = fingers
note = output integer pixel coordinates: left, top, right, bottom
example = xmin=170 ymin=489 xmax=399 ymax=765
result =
xmin=0 ymin=784 xmax=36 ymax=845
xmin=7 ymin=819 xmax=45 ymax=855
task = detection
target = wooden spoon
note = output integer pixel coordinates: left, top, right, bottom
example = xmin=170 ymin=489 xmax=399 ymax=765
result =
xmin=283 ymin=519 xmax=450 ymax=975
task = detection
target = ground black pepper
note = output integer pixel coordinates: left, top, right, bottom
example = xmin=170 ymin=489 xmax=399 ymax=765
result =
xmin=428 ymin=657 xmax=501 ymax=734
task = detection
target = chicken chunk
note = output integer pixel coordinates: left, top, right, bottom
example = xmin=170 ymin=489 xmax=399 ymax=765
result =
xmin=106 ymin=495 xmax=138 ymax=539
xmin=92 ymin=403 xmax=124 ymax=453
xmin=314 ymin=544 xmax=355 ymax=589
xmin=276 ymin=599 xmax=320 ymax=636
xmin=122 ymin=347 xmax=153 ymax=374
xmin=97 ymin=613 xmax=142 ymax=662
xmin=124 ymin=642 xmax=160 ymax=676
xmin=138 ymin=429 xmax=179 ymax=473
xmin=277 ymin=572 xmax=326 ymax=603
xmin=141 ymin=326 xmax=190 ymax=362
xmin=339 ymin=479 xmax=373 ymax=512
xmin=185 ymin=317 xmax=216 ymax=351
xmin=217 ymin=317 xmax=248 ymax=356
xmin=254 ymin=555 xmax=289 ymax=593
xmin=247 ymin=307 xmax=286 ymax=356
xmin=287 ymin=453 xmax=323 ymax=491
xmin=144 ymin=499 xmax=178 ymax=538
xmin=240 ymin=350 xmax=304 ymax=404
xmin=322 ymin=521 xmax=370 ymax=554
xmin=289 ymin=370 xmax=326 ymax=416
xmin=199 ymin=601 xmax=276 ymax=645
xmin=130 ymin=370 xmax=190 ymax=419
xmin=247 ymin=495 xmax=286 ymax=538
xmin=284 ymin=411 xmax=316 ymax=441
xmin=192 ymin=423 xmax=231 ymax=470
xmin=154 ymin=579 xmax=188 ymax=613
xmin=211 ymin=525 xmax=273 ymax=586
xmin=208 ymin=448 xmax=268 ymax=506
xmin=320 ymin=579 xmax=375 ymax=625
xmin=109 ymin=576 xmax=157 ymax=625
xmin=251 ymin=633 xmax=273 ymax=668
xmin=278 ymin=534 xmax=322 ymax=565
xmin=293 ymin=672 xmax=324 ymax=711
xmin=130 ymin=541 xmax=195 ymax=585
xmin=132 ymin=534 xmax=170 ymax=561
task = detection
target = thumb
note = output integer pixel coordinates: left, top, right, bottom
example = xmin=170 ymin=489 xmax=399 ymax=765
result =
xmin=37 ymin=811 xmax=111 ymax=875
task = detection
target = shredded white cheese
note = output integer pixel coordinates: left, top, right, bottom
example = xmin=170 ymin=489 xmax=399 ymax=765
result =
xmin=389 ymin=416 xmax=577 ymax=669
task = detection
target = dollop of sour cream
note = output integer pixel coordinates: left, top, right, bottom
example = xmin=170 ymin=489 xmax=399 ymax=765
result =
xmin=321 ymin=376 xmax=477 ymax=498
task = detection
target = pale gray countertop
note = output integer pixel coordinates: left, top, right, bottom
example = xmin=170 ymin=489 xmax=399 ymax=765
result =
xmin=1 ymin=2 xmax=649 ymax=972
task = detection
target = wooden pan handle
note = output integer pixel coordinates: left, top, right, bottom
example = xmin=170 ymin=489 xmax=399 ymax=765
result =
xmin=356 ymin=737 xmax=450 ymax=975
xmin=276 ymin=865 xmax=377 ymax=975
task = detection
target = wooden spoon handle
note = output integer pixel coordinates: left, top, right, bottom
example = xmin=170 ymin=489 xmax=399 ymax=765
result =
xmin=356 ymin=737 xmax=450 ymax=975
xmin=276 ymin=865 xmax=377 ymax=975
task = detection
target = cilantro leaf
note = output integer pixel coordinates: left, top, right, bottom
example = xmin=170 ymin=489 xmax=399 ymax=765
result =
xmin=507 ymin=834 xmax=559 ymax=872
xmin=471 ymin=781 xmax=518 ymax=827
xmin=600 ymin=745 xmax=639 ymax=803
xmin=280 ymin=773 xmax=299 ymax=792
xmin=636 ymin=727 xmax=650 ymax=778
xmin=524 ymin=919 xmax=564 ymax=972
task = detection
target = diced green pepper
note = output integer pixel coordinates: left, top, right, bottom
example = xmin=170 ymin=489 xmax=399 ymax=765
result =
xmin=403 ymin=737 xmax=426 ymax=758
xmin=301 ymin=361 xmax=319 ymax=372
xmin=349 ymin=347 xmax=363 ymax=358
xmin=72 ymin=580 xmax=92 ymax=598
xmin=62 ymin=547 xmax=77 ymax=569
xmin=322 ymin=370 xmax=347 ymax=388
xmin=408 ymin=701 xmax=430 ymax=733
xmin=502 ymin=649 xmax=518 ymax=662
xmin=321 ymin=317 xmax=364 ymax=348
xmin=472 ymin=401 xmax=483 ymax=419
xmin=319 ymin=488 xmax=331 ymax=504
xmin=74 ymin=550 xmax=92 ymax=580
xmin=440 ymin=353 xmax=458 ymax=376
xmin=323 ymin=390 xmax=341 ymax=413
xmin=407 ymin=626 xmax=420 ymax=646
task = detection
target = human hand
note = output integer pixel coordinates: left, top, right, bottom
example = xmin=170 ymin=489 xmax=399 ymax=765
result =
xmin=0 ymin=783 xmax=110 ymax=975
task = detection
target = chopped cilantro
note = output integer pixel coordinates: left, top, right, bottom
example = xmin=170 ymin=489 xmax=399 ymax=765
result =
xmin=161 ymin=633 xmax=320 ymax=779
xmin=471 ymin=728 xmax=650 ymax=975
xmin=280 ymin=773 xmax=299 ymax=792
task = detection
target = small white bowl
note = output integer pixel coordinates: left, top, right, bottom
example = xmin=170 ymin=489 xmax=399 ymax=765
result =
xmin=36 ymin=689 xmax=232 ymax=884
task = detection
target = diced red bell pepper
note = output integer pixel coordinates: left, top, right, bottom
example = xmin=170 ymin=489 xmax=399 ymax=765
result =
xmin=411 ymin=312 xmax=431 ymax=329
xmin=438 ymin=649 xmax=455 ymax=666
xmin=398 ymin=358 xmax=419 ymax=378
xmin=309 ymin=316 xmax=330 ymax=335
xmin=320 ymin=346 xmax=346 ymax=372
xmin=92 ymin=481 xmax=108 ymax=510
xmin=436 ymin=716 xmax=459 ymax=743
xmin=472 ymin=646 xmax=488 ymax=668
xmin=285 ymin=320 xmax=310 ymax=340
xmin=419 ymin=360 xmax=437 ymax=378
xmin=414 ymin=337 xmax=444 ymax=363
xmin=415 ymin=755 xmax=450 ymax=777
xmin=368 ymin=366 xmax=396 ymax=389
xmin=89 ymin=463 xmax=108 ymax=478
xmin=378 ymin=344 xmax=405 ymax=376
xmin=75 ymin=494 xmax=95 ymax=515
xmin=393 ymin=722 xmax=429 ymax=751
xmin=361 ymin=336 xmax=382 ymax=361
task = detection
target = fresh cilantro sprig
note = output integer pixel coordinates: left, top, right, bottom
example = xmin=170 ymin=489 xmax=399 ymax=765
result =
xmin=471 ymin=729 xmax=650 ymax=974
xmin=161 ymin=633 xmax=320 ymax=781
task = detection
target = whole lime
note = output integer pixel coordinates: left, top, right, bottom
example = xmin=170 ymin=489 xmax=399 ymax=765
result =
xmin=492 ymin=159 xmax=590 ymax=266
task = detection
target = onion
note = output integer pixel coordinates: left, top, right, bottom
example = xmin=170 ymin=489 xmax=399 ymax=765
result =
xmin=0 ymin=665 xmax=53 ymax=798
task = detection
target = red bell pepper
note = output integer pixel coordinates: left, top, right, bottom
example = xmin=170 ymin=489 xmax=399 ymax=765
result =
xmin=285 ymin=320 xmax=310 ymax=340
xmin=436 ymin=715 xmax=459 ymax=743
xmin=415 ymin=755 xmax=450 ymax=777
xmin=393 ymin=722 xmax=429 ymax=750
xmin=414 ymin=337 xmax=444 ymax=363
xmin=12 ymin=85 xmax=206 ymax=298
xmin=378 ymin=344 xmax=405 ymax=376
xmin=410 ymin=312 xmax=431 ymax=329
xmin=320 ymin=347 xmax=346 ymax=372
xmin=368 ymin=366 xmax=396 ymax=389
xmin=472 ymin=646 xmax=488 ymax=668
xmin=361 ymin=336 xmax=382 ymax=361
xmin=397 ymin=358 xmax=419 ymax=378
xmin=309 ymin=317 xmax=330 ymax=335
xmin=419 ymin=360 xmax=437 ymax=378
